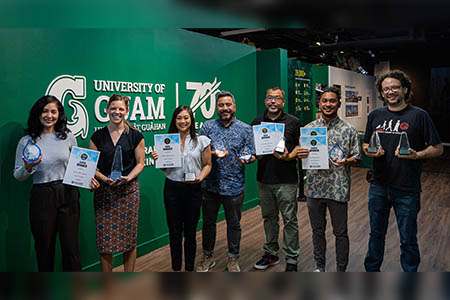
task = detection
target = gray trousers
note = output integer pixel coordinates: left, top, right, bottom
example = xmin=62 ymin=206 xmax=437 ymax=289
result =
xmin=258 ymin=182 xmax=300 ymax=265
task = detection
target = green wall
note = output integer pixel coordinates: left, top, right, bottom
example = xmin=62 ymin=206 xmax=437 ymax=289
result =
xmin=256 ymin=49 xmax=288 ymax=115
xmin=0 ymin=28 xmax=259 ymax=271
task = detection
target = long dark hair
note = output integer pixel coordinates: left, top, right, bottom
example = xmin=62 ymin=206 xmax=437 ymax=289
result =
xmin=26 ymin=95 xmax=70 ymax=141
xmin=168 ymin=105 xmax=197 ymax=147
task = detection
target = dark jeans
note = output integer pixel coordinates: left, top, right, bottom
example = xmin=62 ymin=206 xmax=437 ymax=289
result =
xmin=164 ymin=178 xmax=202 ymax=271
xmin=30 ymin=181 xmax=81 ymax=272
xmin=201 ymin=190 xmax=244 ymax=258
xmin=364 ymin=183 xmax=421 ymax=272
xmin=307 ymin=197 xmax=349 ymax=271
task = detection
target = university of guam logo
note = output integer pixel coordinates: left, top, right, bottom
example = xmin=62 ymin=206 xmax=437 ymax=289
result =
xmin=45 ymin=75 xmax=89 ymax=139
xmin=186 ymin=77 xmax=221 ymax=119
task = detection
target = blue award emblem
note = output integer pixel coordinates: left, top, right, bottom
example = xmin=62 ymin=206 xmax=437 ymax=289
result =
xmin=110 ymin=145 xmax=123 ymax=180
xmin=22 ymin=138 xmax=42 ymax=163
xmin=239 ymin=144 xmax=253 ymax=162
xmin=329 ymin=143 xmax=345 ymax=163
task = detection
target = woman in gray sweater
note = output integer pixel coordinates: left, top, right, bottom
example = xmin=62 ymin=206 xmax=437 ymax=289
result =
xmin=14 ymin=95 xmax=99 ymax=271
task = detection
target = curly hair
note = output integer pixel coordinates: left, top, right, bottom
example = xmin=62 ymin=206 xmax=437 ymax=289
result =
xmin=26 ymin=95 xmax=69 ymax=141
xmin=376 ymin=70 xmax=412 ymax=101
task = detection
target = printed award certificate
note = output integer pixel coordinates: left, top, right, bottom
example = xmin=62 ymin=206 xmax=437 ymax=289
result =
xmin=300 ymin=127 xmax=329 ymax=169
xmin=154 ymin=133 xmax=182 ymax=168
xmin=63 ymin=147 xmax=100 ymax=189
xmin=253 ymin=123 xmax=278 ymax=155
xmin=261 ymin=122 xmax=285 ymax=145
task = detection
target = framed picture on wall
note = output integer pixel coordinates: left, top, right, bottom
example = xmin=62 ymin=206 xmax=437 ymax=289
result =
xmin=345 ymin=104 xmax=359 ymax=117
xmin=345 ymin=90 xmax=360 ymax=102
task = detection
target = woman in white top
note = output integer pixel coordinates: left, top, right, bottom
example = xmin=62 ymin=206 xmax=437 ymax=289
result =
xmin=152 ymin=105 xmax=212 ymax=271
xmin=13 ymin=95 xmax=99 ymax=271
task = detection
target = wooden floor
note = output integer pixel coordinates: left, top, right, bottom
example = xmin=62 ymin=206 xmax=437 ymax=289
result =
xmin=115 ymin=152 xmax=450 ymax=272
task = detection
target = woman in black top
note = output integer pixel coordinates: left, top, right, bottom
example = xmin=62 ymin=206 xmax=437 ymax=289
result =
xmin=89 ymin=94 xmax=145 ymax=272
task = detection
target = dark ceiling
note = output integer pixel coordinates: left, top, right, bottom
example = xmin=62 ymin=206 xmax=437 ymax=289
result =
xmin=187 ymin=28 xmax=450 ymax=75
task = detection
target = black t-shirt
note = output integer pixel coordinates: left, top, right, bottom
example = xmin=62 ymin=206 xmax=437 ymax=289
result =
xmin=91 ymin=126 xmax=144 ymax=177
xmin=251 ymin=111 xmax=301 ymax=184
xmin=364 ymin=105 xmax=441 ymax=192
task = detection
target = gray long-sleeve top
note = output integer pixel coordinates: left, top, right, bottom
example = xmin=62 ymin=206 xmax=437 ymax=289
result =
xmin=14 ymin=132 xmax=77 ymax=184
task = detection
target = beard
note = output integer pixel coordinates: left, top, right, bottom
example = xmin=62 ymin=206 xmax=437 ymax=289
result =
xmin=219 ymin=110 xmax=234 ymax=121
xmin=267 ymin=104 xmax=280 ymax=113
xmin=384 ymin=94 xmax=405 ymax=106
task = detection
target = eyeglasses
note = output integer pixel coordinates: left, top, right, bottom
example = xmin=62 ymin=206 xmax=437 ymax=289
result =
xmin=381 ymin=85 xmax=402 ymax=93
xmin=266 ymin=95 xmax=284 ymax=101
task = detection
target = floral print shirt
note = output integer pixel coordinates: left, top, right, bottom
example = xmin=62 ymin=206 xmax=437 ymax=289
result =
xmin=304 ymin=117 xmax=361 ymax=202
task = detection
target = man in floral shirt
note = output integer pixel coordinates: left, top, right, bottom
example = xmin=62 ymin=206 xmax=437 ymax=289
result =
xmin=297 ymin=86 xmax=361 ymax=272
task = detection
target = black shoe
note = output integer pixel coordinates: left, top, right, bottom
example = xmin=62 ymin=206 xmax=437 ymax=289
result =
xmin=254 ymin=253 xmax=280 ymax=270
xmin=285 ymin=263 xmax=298 ymax=272
xmin=297 ymin=195 xmax=306 ymax=202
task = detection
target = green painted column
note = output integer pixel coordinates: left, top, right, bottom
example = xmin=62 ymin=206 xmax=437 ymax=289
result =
xmin=256 ymin=49 xmax=288 ymax=115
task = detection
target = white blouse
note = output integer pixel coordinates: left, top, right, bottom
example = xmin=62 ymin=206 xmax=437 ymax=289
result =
xmin=164 ymin=134 xmax=210 ymax=182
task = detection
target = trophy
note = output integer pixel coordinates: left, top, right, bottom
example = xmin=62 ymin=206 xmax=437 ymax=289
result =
xmin=183 ymin=152 xmax=196 ymax=182
xmin=368 ymin=131 xmax=381 ymax=153
xmin=22 ymin=138 xmax=42 ymax=163
xmin=213 ymin=141 xmax=226 ymax=158
xmin=110 ymin=145 xmax=123 ymax=181
xmin=329 ymin=143 xmax=345 ymax=163
xmin=239 ymin=144 xmax=253 ymax=162
xmin=274 ymin=136 xmax=286 ymax=154
xmin=398 ymin=131 xmax=411 ymax=155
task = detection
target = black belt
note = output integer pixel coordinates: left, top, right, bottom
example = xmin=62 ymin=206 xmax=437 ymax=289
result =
xmin=33 ymin=180 xmax=63 ymax=187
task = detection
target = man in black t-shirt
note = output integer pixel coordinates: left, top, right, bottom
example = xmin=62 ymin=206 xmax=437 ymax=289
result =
xmin=363 ymin=70 xmax=443 ymax=272
xmin=251 ymin=86 xmax=301 ymax=272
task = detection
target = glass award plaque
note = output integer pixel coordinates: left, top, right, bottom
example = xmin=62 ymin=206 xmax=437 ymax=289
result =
xmin=329 ymin=143 xmax=345 ymax=162
xmin=110 ymin=145 xmax=123 ymax=180
xmin=22 ymin=139 xmax=41 ymax=163
xmin=239 ymin=144 xmax=253 ymax=162
xmin=183 ymin=152 xmax=196 ymax=182
xmin=398 ymin=131 xmax=411 ymax=155
xmin=274 ymin=136 xmax=286 ymax=154
xmin=368 ymin=131 xmax=381 ymax=153
xmin=213 ymin=141 xmax=226 ymax=158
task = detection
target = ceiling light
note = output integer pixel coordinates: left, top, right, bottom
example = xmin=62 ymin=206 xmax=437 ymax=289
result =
xmin=315 ymin=41 xmax=321 ymax=46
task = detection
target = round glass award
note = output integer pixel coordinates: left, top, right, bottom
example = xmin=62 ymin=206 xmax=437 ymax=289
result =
xmin=22 ymin=139 xmax=42 ymax=163
xmin=329 ymin=143 xmax=345 ymax=163
xmin=213 ymin=142 xmax=226 ymax=158
xmin=239 ymin=144 xmax=253 ymax=162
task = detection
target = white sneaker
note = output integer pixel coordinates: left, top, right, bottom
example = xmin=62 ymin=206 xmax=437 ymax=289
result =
xmin=314 ymin=268 xmax=325 ymax=272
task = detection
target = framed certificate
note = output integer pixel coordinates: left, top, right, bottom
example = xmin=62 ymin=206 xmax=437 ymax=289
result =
xmin=63 ymin=147 xmax=100 ymax=189
xmin=300 ymin=127 xmax=329 ymax=169
xmin=154 ymin=133 xmax=182 ymax=168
